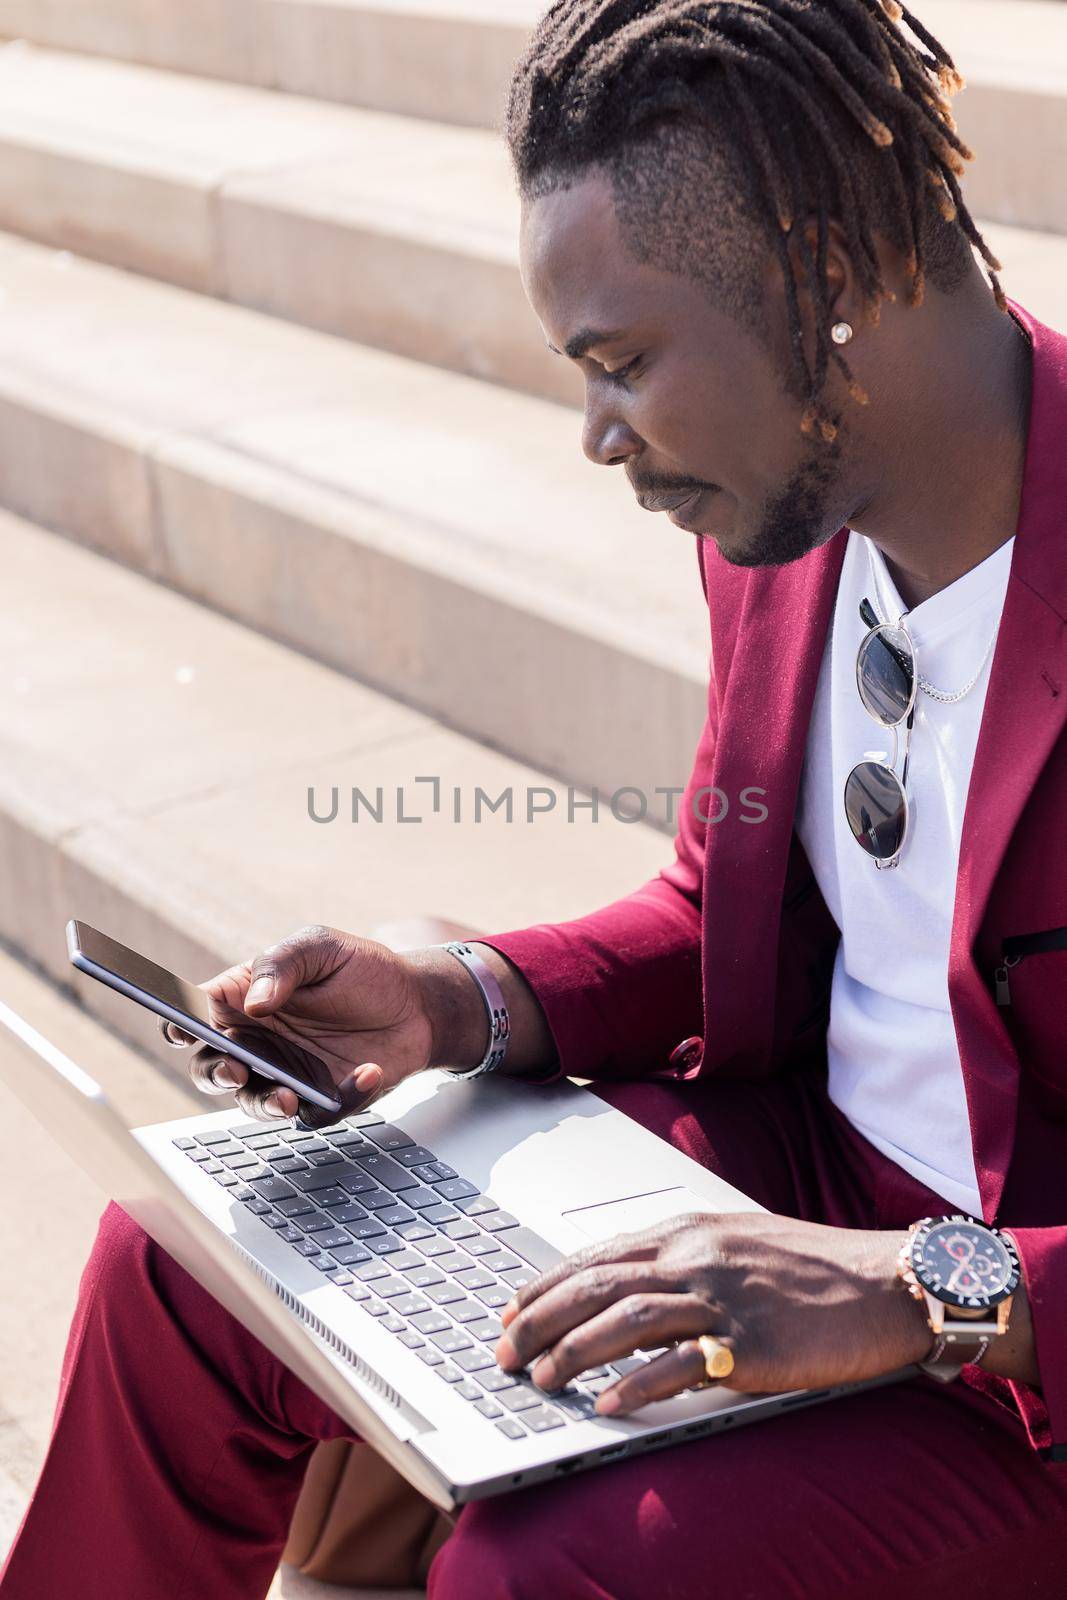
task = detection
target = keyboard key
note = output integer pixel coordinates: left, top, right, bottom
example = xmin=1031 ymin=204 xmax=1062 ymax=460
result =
xmin=202 ymin=1160 xmax=223 ymax=1174
xmin=312 ymin=1187 xmax=351 ymax=1210
xmin=419 ymin=1237 xmax=459 ymax=1259
xmin=500 ymin=1267 xmax=538 ymax=1292
xmin=401 ymin=1188 xmax=441 ymax=1211
xmin=329 ymin=1203 xmax=369 ymax=1226
xmin=422 ymin=1204 xmax=458 ymax=1226
xmin=263 ymin=1212 xmax=292 ymax=1230
xmin=433 ymin=1252 xmax=475 ymax=1275
xmin=467 ymin=1317 xmax=504 ymax=1342
xmin=367 ymin=1234 xmax=406 ymax=1256
xmin=498 ymin=1385 xmax=543 ymax=1412
xmin=610 ymin=1357 xmax=647 ymax=1376
xmin=395 ymin=1222 xmax=435 ymax=1244
xmin=380 ymin=1313 xmax=406 ymax=1334
xmin=403 ymin=1264 xmax=445 ymax=1289
xmin=337 ymin=1171 xmax=378 ymax=1196
xmin=411 ymin=1162 xmax=457 ymax=1184
xmin=410 ymin=1310 xmax=452 ymax=1335
xmin=244 ymin=1132 xmax=281 ymax=1150
xmin=229 ymin=1121 xmax=276 ymax=1139
xmin=362 ymin=1300 xmax=390 ymax=1317
xmin=295 ymin=1139 xmax=329 ymax=1154
xmin=213 ymin=1171 xmax=241 ymax=1188
xmin=265 ymin=1146 xmax=301 ymax=1164
xmin=416 ymin=1346 xmax=445 ymax=1367
xmin=501 ymin=1225 xmax=562 ymax=1269
xmin=453 ymin=1348 xmax=495 ymax=1373
xmin=359 ymin=1188 xmax=399 ymax=1211
xmin=323 ymin=1268 xmax=354 ymax=1285
xmin=327 ymin=1129 xmax=375 ymax=1148
xmin=243 ymin=1198 xmax=272 ymax=1216
xmin=391 ymin=1294 xmax=431 ymax=1318
xmin=378 ymin=1206 xmax=415 ymax=1229
xmin=188 ymin=1148 xmax=214 ymax=1163
xmin=231 ymin=1186 xmax=254 ymax=1202
xmin=371 ymin=1277 xmax=410 ymax=1300
xmin=278 ymin=1129 xmax=314 ymax=1144
xmin=295 ymin=1239 xmax=321 ymax=1257
xmin=393 ymin=1146 xmax=437 ymax=1167
xmin=278 ymin=1224 xmax=305 ymax=1244
xmin=436 ymin=1364 xmax=465 ymax=1384
xmin=329 ymin=1244 xmax=374 ymax=1266
xmin=441 ymin=1219 xmax=479 ymax=1241
xmin=475 ymin=1368 xmax=518 ymax=1393
xmin=582 ymin=1376 xmax=614 ymax=1395
xmin=362 ymin=1124 xmax=416 ymax=1152
xmin=343 ymin=1282 xmax=372 ymax=1303
xmin=430 ymin=1328 xmax=473 ymax=1355
xmin=382 ymin=1250 xmax=425 ymax=1273
xmin=433 ymin=1178 xmax=479 ymax=1202
xmin=274 ymin=1195 xmax=314 ymax=1218
xmin=315 ymin=1229 xmax=354 ymax=1250
xmin=523 ymin=1406 xmax=565 ymax=1433
xmin=347 ymin=1111 xmax=385 ymax=1127
xmin=397 ymin=1330 xmax=424 ymax=1349
xmin=456 ymin=1379 xmax=482 ymax=1401
xmin=449 ymin=1299 xmax=487 ymax=1325
xmin=455 ymin=1196 xmax=499 ymax=1218
xmin=480 ymin=1212 xmax=519 ymax=1233
xmin=172 ymin=1136 xmax=196 ymax=1150
xmin=195 ymin=1129 xmax=235 ymax=1146
xmin=207 ymin=1143 xmax=243 ymax=1158
xmin=272 ymin=1157 xmax=306 ymax=1175
xmin=577 ymin=1367 xmax=610 ymax=1381
xmin=495 ymin=1419 xmax=526 ymax=1441
xmin=465 ymin=1235 xmax=504 ymax=1258
xmin=454 ymin=1267 xmax=494 ymax=1291
xmin=474 ymin=1397 xmax=503 ymax=1419
xmin=426 ymin=1283 xmax=468 ymax=1306
xmin=352 ymin=1258 xmax=391 ymax=1282
xmin=480 ymin=1252 xmax=522 ymax=1274
xmin=293 ymin=1168 xmax=352 ymax=1194
xmin=347 ymin=1218 xmax=387 ymax=1240
xmin=557 ymin=1391 xmax=598 ymax=1419
xmin=297 ymin=1211 xmax=338 ymax=1233
xmin=356 ymin=1153 xmax=418 ymax=1191
xmin=473 ymin=1287 xmax=510 ymax=1310
xmin=305 ymin=1150 xmax=346 ymax=1169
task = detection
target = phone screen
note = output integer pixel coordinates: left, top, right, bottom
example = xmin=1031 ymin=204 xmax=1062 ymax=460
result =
xmin=66 ymin=920 xmax=341 ymax=1116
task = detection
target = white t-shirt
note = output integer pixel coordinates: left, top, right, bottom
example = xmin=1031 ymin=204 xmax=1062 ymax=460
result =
xmin=795 ymin=530 xmax=1015 ymax=1214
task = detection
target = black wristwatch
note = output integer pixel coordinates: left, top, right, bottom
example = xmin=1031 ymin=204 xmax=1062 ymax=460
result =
xmin=896 ymin=1215 xmax=1020 ymax=1383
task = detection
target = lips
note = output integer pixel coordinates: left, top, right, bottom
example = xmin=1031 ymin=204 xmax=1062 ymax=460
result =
xmin=636 ymin=487 xmax=706 ymax=515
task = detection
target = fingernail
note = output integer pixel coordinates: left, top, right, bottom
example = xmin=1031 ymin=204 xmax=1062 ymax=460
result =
xmin=354 ymin=1064 xmax=383 ymax=1094
xmin=247 ymin=977 xmax=274 ymax=1006
xmin=596 ymin=1390 xmax=621 ymax=1416
xmin=264 ymin=1093 xmax=284 ymax=1116
xmin=213 ymin=1063 xmax=240 ymax=1088
xmin=494 ymin=1335 xmax=518 ymax=1371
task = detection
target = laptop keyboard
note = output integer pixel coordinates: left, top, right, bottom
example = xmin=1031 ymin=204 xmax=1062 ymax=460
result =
xmin=173 ymin=1111 xmax=652 ymax=1441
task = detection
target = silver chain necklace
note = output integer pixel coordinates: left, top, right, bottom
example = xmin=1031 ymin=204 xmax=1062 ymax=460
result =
xmin=865 ymin=541 xmax=999 ymax=706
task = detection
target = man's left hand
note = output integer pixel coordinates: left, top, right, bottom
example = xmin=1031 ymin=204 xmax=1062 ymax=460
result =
xmin=494 ymin=1213 xmax=933 ymax=1415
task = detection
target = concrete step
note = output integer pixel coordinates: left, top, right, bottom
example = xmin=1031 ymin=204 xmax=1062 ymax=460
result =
xmin=0 ymin=507 xmax=673 ymax=1060
xmin=0 ymin=44 xmax=579 ymax=407
xmin=0 ymin=232 xmax=710 ymax=820
xmin=0 ymin=2 xmax=1063 ymax=233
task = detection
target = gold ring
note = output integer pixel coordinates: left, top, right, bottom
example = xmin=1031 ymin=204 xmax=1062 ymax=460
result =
xmin=698 ymin=1334 xmax=735 ymax=1382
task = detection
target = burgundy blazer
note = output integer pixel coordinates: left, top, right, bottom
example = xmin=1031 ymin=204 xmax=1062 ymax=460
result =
xmin=484 ymin=301 xmax=1067 ymax=1467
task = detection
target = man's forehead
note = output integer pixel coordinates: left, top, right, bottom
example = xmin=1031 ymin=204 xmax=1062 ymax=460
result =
xmin=519 ymin=172 xmax=661 ymax=347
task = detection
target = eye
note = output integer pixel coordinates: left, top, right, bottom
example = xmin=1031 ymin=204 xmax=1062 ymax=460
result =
xmin=604 ymin=356 xmax=643 ymax=384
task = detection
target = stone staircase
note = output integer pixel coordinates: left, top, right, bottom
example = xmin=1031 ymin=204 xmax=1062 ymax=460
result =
xmin=0 ymin=0 xmax=1065 ymax=1586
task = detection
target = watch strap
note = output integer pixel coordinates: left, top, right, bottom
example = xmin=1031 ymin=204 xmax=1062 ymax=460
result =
xmin=918 ymin=1327 xmax=995 ymax=1383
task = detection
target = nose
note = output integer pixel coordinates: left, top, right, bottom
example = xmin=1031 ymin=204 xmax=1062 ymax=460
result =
xmin=581 ymin=403 xmax=641 ymax=468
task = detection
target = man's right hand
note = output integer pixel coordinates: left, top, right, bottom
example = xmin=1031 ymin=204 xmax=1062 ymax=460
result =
xmin=161 ymin=925 xmax=437 ymax=1125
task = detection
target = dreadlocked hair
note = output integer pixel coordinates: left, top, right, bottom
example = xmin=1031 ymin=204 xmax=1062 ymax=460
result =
xmin=506 ymin=0 xmax=1005 ymax=442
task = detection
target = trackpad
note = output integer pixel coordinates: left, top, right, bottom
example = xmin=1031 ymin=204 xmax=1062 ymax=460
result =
xmin=563 ymin=1187 xmax=710 ymax=1241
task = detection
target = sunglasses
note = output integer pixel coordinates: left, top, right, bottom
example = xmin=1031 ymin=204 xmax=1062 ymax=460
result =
xmin=843 ymin=597 xmax=916 ymax=869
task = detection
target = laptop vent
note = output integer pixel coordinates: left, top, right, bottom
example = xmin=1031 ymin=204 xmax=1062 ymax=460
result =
xmin=230 ymin=1239 xmax=404 ymax=1410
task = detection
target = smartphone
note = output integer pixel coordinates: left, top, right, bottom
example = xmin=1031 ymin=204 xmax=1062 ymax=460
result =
xmin=66 ymin=919 xmax=342 ymax=1116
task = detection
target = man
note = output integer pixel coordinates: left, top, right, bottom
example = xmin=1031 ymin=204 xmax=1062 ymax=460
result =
xmin=4 ymin=0 xmax=1066 ymax=1595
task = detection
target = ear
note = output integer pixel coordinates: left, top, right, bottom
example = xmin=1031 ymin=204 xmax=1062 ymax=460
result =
xmin=785 ymin=214 xmax=866 ymax=363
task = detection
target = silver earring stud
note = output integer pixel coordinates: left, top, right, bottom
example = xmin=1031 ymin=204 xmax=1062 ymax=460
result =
xmin=831 ymin=320 xmax=854 ymax=345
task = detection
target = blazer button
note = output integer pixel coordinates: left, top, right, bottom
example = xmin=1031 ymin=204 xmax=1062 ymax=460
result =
xmin=668 ymin=1036 xmax=704 ymax=1072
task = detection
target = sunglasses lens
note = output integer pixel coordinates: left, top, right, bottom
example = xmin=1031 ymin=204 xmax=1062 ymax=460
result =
xmin=844 ymin=760 xmax=907 ymax=862
xmin=857 ymin=624 xmax=914 ymax=725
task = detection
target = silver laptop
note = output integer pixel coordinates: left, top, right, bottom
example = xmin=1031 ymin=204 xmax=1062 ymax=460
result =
xmin=0 ymin=997 xmax=895 ymax=1512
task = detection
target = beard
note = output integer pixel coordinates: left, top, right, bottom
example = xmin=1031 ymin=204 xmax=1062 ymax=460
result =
xmin=717 ymin=429 xmax=845 ymax=569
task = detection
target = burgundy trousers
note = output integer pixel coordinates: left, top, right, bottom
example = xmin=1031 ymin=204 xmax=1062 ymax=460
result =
xmin=4 ymin=1069 xmax=1067 ymax=1600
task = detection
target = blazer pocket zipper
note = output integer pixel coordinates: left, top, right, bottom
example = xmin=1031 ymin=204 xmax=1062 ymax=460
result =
xmin=995 ymin=926 xmax=1067 ymax=1007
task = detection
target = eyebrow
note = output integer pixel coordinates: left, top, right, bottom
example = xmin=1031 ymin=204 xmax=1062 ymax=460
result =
xmin=547 ymin=327 xmax=624 ymax=361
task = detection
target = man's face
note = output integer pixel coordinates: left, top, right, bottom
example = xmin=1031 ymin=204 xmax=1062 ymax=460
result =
xmin=519 ymin=169 xmax=855 ymax=567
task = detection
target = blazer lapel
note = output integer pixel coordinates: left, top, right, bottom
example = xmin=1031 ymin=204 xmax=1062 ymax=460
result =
xmin=702 ymin=534 xmax=845 ymax=1066
xmin=952 ymin=304 xmax=1067 ymax=1220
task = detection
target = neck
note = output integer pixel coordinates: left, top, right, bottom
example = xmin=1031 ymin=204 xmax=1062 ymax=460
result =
xmin=848 ymin=281 xmax=1032 ymax=611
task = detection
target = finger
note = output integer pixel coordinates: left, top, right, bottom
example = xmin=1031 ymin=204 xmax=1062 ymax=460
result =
xmin=523 ymin=1293 xmax=712 ymax=1393
xmin=187 ymin=1046 xmax=249 ymax=1097
xmin=159 ymin=1017 xmax=196 ymax=1048
xmin=496 ymin=1264 xmax=671 ymax=1372
xmin=500 ymin=1228 xmax=666 ymax=1328
xmin=595 ymin=1338 xmax=716 ymax=1417
xmin=234 ymin=1079 xmax=296 ymax=1122
xmin=241 ymin=926 xmax=350 ymax=1018
xmin=294 ymin=1063 xmax=385 ymax=1131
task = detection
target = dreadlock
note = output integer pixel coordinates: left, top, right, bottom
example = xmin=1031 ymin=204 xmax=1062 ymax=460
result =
xmin=506 ymin=0 xmax=1005 ymax=441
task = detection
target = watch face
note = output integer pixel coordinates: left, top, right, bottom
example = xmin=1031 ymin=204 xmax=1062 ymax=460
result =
xmin=911 ymin=1218 xmax=1020 ymax=1310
